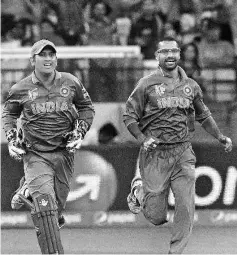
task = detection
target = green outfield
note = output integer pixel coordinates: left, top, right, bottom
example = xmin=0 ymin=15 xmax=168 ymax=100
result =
xmin=1 ymin=226 xmax=237 ymax=254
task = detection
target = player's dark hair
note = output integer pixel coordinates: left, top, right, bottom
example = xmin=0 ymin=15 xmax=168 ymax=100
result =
xmin=157 ymin=36 xmax=180 ymax=49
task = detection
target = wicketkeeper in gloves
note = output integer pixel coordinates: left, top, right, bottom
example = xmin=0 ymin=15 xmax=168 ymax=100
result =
xmin=2 ymin=39 xmax=95 ymax=254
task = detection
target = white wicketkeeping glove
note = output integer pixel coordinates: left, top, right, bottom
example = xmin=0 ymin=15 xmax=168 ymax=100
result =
xmin=6 ymin=129 xmax=25 ymax=161
xmin=8 ymin=141 xmax=26 ymax=161
xmin=65 ymin=120 xmax=89 ymax=153
xmin=66 ymin=132 xmax=83 ymax=153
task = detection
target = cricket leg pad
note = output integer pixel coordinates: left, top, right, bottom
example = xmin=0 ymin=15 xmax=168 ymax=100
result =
xmin=31 ymin=194 xmax=64 ymax=254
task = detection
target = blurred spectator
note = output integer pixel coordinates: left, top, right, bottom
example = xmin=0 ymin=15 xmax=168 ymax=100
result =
xmin=22 ymin=0 xmax=48 ymax=41
xmin=1 ymin=13 xmax=15 ymax=39
xmin=1 ymin=14 xmax=19 ymax=47
xmin=115 ymin=8 xmax=132 ymax=45
xmin=6 ymin=0 xmax=87 ymax=45
xmin=17 ymin=18 xmax=36 ymax=46
xmin=45 ymin=7 xmax=59 ymax=26
xmin=163 ymin=21 xmax=182 ymax=43
xmin=54 ymin=0 xmax=85 ymax=33
xmin=84 ymin=1 xmax=118 ymax=45
xmin=223 ymin=0 xmax=237 ymax=56
xmin=197 ymin=19 xmax=235 ymax=68
xmin=180 ymin=42 xmax=202 ymax=81
xmin=40 ymin=19 xmax=65 ymax=46
xmin=84 ymin=1 xmax=118 ymax=102
xmin=179 ymin=42 xmax=206 ymax=97
xmin=50 ymin=1 xmax=87 ymax=45
xmin=193 ymin=0 xmax=233 ymax=43
xmin=180 ymin=12 xmax=199 ymax=44
xmin=160 ymin=0 xmax=196 ymax=23
xmin=1 ymin=16 xmax=34 ymax=47
xmin=128 ymin=0 xmax=165 ymax=59
xmin=43 ymin=5 xmax=85 ymax=46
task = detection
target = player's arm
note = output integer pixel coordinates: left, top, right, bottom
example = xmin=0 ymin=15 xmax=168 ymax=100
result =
xmin=123 ymin=79 xmax=145 ymax=141
xmin=73 ymin=77 xmax=95 ymax=127
xmin=66 ymin=76 xmax=95 ymax=152
xmin=193 ymin=83 xmax=232 ymax=152
xmin=123 ymin=79 xmax=160 ymax=151
xmin=2 ymin=86 xmax=26 ymax=160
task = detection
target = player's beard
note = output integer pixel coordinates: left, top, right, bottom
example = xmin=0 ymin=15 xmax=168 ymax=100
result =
xmin=163 ymin=59 xmax=178 ymax=71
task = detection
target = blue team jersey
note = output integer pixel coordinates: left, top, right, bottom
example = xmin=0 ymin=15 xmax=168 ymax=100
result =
xmin=2 ymin=71 xmax=95 ymax=151
xmin=124 ymin=66 xmax=211 ymax=144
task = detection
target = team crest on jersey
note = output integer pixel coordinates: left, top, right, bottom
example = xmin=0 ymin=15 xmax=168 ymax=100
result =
xmin=28 ymin=88 xmax=38 ymax=101
xmin=155 ymin=84 xmax=166 ymax=96
xmin=183 ymin=85 xmax=192 ymax=96
xmin=60 ymin=86 xmax=70 ymax=97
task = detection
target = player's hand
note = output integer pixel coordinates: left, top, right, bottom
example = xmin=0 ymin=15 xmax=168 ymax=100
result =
xmin=142 ymin=136 xmax=160 ymax=152
xmin=219 ymin=136 xmax=232 ymax=153
xmin=8 ymin=141 xmax=26 ymax=161
xmin=65 ymin=119 xmax=89 ymax=153
xmin=66 ymin=132 xmax=83 ymax=153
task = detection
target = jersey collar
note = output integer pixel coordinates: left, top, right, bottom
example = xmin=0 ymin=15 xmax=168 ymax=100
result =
xmin=31 ymin=70 xmax=62 ymax=84
xmin=157 ymin=66 xmax=188 ymax=81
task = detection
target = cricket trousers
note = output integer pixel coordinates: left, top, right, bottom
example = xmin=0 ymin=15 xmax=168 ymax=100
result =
xmin=138 ymin=142 xmax=196 ymax=254
xmin=23 ymin=149 xmax=74 ymax=215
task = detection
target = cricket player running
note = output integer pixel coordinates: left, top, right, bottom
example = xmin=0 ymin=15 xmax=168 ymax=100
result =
xmin=123 ymin=37 xmax=232 ymax=254
xmin=2 ymin=39 xmax=95 ymax=254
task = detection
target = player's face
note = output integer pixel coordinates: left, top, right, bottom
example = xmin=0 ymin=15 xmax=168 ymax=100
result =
xmin=156 ymin=41 xmax=180 ymax=71
xmin=31 ymin=47 xmax=57 ymax=74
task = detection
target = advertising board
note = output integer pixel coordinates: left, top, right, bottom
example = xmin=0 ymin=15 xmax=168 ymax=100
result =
xmin=1 ymin=143 xmax=236 ymax=228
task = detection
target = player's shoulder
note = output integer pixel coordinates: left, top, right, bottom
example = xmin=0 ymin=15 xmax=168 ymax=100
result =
xmin=60 ymin=72 xmax=80 ymax=83
xmin=185 ymin=77 xmax=203 ymax=96
xmin=10 ymin=75 xmax=32 ymax=91
xmin=187 ymin=77 xmax=201 ymax=89
xmin=138 ymin=71 xmax=163 ymax=87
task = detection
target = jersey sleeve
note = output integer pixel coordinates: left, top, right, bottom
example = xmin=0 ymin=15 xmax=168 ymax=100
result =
xmin=193 ymin=81 xmax=211 ymax=123
xmin=2 ymin=84 xmax=23 ymax=133
xmin=123 ymin=78 xmax=146 ymax=127
xmin=72 ymin=76 xmax=95 ymax=126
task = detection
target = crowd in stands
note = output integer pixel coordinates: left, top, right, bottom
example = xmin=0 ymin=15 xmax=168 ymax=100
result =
xmin=2 ymin=0 xmax=237 ymax=64
xmin=1 ymin=0 xmax=237 ymax=106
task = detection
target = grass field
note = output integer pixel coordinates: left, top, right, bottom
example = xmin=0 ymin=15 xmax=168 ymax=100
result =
xmin=1 ymin=226 xmax=237 ymax=254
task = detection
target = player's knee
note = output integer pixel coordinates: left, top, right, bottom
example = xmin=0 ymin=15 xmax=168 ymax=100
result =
xmin=142 ymin=192 xmax=168 ymax=226
xmin=30 ymin=188 xmax=57 ymax=207
xmin=187 ymin=169 xmax=196 ymax=182
xmin=27 ymin=175 xmax=55 ymax=200
xmin=143 ymin=209 xmax=168 ymax=226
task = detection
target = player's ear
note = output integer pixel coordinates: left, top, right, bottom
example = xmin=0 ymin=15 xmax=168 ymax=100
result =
xmin=30 ymin=56 xmax=35 ymax=67
xmin=155 ymin=50 xmax=159 ymax=61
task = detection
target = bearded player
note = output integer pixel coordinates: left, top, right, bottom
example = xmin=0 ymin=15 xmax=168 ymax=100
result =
xmin=123 ymin=37 xmax=232 ymax=254
xmin=2 ymin=39 xmax=95 ymax=254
